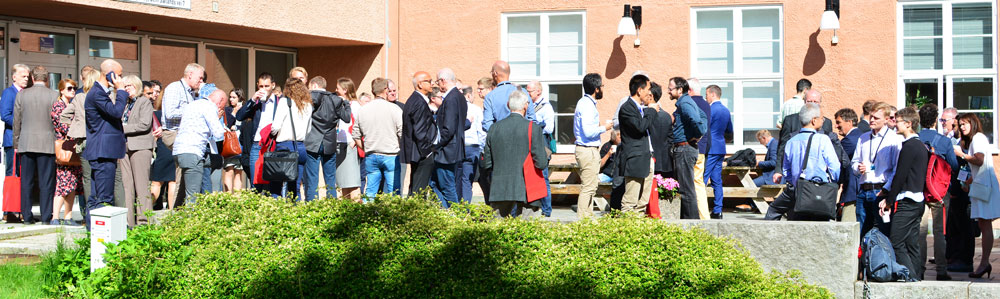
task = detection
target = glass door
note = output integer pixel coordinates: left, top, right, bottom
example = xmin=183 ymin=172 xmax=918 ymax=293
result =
xmin=902 ymin=76 xmax=945 ymax=109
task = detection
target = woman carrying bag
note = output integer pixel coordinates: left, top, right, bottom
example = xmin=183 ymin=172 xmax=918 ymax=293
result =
xmin=267 ymin=78 xmax=312 ymax=201
xmin=954 ymin=113 xmax=1000 ymax=279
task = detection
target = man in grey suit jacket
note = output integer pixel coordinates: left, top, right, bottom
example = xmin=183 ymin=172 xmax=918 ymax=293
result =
xmin=12 ymin=66 xmax=58 ymax=224
xmin=482 ymin=89 xmax=547 ymax=217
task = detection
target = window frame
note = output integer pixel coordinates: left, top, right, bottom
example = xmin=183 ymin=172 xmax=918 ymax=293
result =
xmin=690 ymin=5 xmax=784 ymax=153
xmin=501 ymin=10 xmax=587 ymax=154
xmin=897 ymin=0 xmax=998 ymax=145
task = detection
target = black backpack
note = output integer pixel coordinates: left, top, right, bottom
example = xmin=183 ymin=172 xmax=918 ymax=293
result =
xmin=725 ymin=148 xmax=757 ymax=167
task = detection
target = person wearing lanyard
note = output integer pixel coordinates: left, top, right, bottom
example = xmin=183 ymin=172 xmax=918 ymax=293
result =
xmin=850 ymin=102 xmax=902 ymax=239
xmin=526 ymin=81 xmax=555 ymax=217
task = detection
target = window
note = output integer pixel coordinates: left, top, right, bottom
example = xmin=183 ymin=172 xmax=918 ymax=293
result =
xmin=150 ymin=40 xmax=197 ymax=86
xmin=89 ymin=36 xmax=138 ymax=60
xmin=207 ymin=45 xmax=249 ymax=94
xmin=502 ymin=11 xmax=585 ymax=152
xmin=898 ymin=1 xmax=997 ymax=143
xmin=692 ymin=6 xmax=783 ymax=148
xmin=19 ymin=29 xmax=75 ymax=55
xmin=255 ymin=50 xmax=294 ymax=87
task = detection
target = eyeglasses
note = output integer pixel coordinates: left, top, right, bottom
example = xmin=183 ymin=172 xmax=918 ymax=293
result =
xmin=939 ymin=118 xmax=953 ymax=123
xmin=64 ymin=86 xmax=75 ymax=91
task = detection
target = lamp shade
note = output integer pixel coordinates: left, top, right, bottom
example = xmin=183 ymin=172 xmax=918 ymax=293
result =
xmin=820 ymin=10 xmax=840 ymax=30
xmin=618 ymin=17 xmax=637 ymax=35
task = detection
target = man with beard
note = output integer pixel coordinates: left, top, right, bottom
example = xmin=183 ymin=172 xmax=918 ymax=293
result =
xmin=573 ymin=73 xmax=613 ymax=218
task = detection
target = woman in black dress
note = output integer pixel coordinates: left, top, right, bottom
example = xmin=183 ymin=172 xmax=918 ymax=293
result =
xmin=150 ymin=93 xmax=178 ymax=210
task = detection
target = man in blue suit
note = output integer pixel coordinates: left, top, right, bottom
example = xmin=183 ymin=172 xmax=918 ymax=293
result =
xmin=704 ymin=85 xmax=732 ymax=219
xmin=432 ymin=68 xmax=468 ymax=208
xmin=0 ymin=64 xmax=30 ymax=177
xmin=834 ymin=108 xmax=864 ymax=222
xmin=753 ymin=130 xmax=778 ymax=187
xmin=82 ymin=59 xmax=128 ymax=229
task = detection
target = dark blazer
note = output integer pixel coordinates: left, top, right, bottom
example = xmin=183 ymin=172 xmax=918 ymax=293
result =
xmin=857 ymin=119 xmax=871 ymax=133
xmin=82 ymin=82 xmax=128 ymax=160
xmin=838 ymin=128 xmax=864 ymax=203
xmin=775 ymin=113 xmax=837 ymax=171
xmin=758 ymin=138 xmax=779 ymax=177
xmin=707 ymin=101 xmax=733 ymax=155
xmin=401 ymin=91 xmax=437 ymax=164
xmin=887 ymin=137 xmax=929 ymax=205
xmin=12 ymin=84 xmax=58 ymax=153
xmin=122 ymin=96 xmax=155 ymax=151
xmin=481 ymin=113 xmax=547 ymax=203
xmin=305 ymin=90 xmax=350 ymax=155
xmin=647 ymin=110 xmax=673 ymax=174
xmin=692 ymin=95 xmax=712 ymax=154
xmin=434 ymin=87 xmax=468 ymax=165
xmin=617 ymin=98 xmax=656 ymax=178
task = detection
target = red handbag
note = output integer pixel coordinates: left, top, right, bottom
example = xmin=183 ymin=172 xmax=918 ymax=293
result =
xmin=647 ymin=159 xmax=661 ymax=219
xmin=523 ymin=123 xmax=547 ymax=203
xmin=3 ymin=151 xmax=21 ymax=213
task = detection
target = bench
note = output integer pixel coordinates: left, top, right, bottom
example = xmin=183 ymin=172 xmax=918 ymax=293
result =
xmin=548 ymin=163 xmax=785 ymax=213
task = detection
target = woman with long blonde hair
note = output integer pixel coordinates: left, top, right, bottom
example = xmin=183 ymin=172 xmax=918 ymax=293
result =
xmin=118 ymin=75 xmax=155 ymax=227
xmin=267 ymin=78 xmax=313 ymax=200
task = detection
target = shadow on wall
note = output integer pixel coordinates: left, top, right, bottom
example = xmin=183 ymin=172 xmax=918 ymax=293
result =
xmin=802 ymin=29 xmax=826 ymax=76
xmin=298 ymin=45 xmax=381 ymax=90
xmin=605 ymin=36 xmax=627 ymax=79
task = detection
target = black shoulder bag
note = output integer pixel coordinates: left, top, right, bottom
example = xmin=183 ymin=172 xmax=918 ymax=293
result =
xmin=262 ymin=97 xmax=300 ymax=182
xmin=792 ymin=132 xmax=839 ymax=220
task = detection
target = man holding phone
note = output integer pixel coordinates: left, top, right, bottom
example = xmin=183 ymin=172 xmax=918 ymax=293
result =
xmin=82 ymin=59 xmax=129 ymax=230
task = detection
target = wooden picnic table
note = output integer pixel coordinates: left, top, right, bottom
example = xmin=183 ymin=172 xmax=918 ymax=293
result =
xmin=548 ymin=163 xmax=784 ymax=213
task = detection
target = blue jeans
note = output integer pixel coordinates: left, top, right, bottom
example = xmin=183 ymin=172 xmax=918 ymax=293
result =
xmin=457 ymin=146 xmax=480 ymax=203
xmin=704 ymin=154 xmax=725 ymax=214
xmin=248 ymin=142 xmax=264 ymax=191
xmin=363 ymin=154 xmax=398 ymax=200
xmin=3 ymin=147 xmax=13 ymax=176
xmin=271 ymin=141 xmax=307 ymax=201
xmin=304 ymin=146 xmax=338 ymax=201
xmin=434 ymin=163 xmax=459 ymax=208
xmin=541 ymin=168 xmax=552 ymax=216
xmin=857 ymin=188 xmax=889 ymax=238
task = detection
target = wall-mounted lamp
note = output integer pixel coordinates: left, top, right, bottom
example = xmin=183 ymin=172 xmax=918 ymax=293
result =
xmin=617 ymin=4 xmax=642 ymax=46
xmin=820 ymin=0 xmax=840 ymax=44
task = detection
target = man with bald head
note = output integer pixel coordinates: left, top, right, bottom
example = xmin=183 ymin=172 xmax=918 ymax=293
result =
xmin=401 ymin=71 xmax=439 ymax=195
xmin=774 ymin=89 xmax=838 ymax=175
xmin=432 ymin=68 xmax=468 ymax=207
xmin=173 ymin=89 xmax=228 ymax=202
xmin=82 ymin=59 xmax=129 ymax=228
xmin=480 ymin=61 xmax=534 ymax=202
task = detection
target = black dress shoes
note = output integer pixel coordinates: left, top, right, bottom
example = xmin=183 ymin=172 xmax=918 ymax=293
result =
xmin=710 ymin=213 xmax=723 ymax=219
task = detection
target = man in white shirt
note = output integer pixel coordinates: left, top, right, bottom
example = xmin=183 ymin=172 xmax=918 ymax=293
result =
xmin=851 ymin=102 xmax=903 ymax=238
xmin=234 ymin=73 xmax=277 ymax=191
xmin=458 ymin=85 xmax=486 ymax=203
xmin=777 ymin=79 xmax=810 ymax=129
xmin=173 ymin=90 xmax=227 ymax=203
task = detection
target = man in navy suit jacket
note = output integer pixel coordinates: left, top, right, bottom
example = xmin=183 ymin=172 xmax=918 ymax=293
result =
xmin=401 ymin=71 xmax=439 ymax=195
xmin=834 ymin=108 xmax=864 ymax=222
xmin=82 ymin=59 xmax=128 ymax=229
xmin=753 ymin=131 xmax=779 ymax=187
xmin=432 ymin=69 xmax=468 ymax=208
xmin=704 ymin=85 xmax=732 ymax=219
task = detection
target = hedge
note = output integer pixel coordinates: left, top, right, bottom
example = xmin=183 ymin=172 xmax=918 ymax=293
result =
xmin=49 ymin=191 xmax=831 ymax=298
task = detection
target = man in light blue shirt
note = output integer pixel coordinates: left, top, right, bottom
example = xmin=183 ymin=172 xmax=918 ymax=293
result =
xmin=766 ymin=103 xmax=841 ymax=220
xmin=850 ymin=102 xmax=902 ymax=237
xmin=526 ymin=80 xmax=555 ymax=216
xmin=173 ymin=90 xmax=227 ymax=203
xmin=573 ymin=73 xmax=613 ymax=219
xmin=482 ymin=61 xmax=534 ymax=132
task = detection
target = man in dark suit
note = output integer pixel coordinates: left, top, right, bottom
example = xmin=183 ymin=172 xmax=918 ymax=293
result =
xmin=834 ymin=108 xmax=864 ymax=222
xmin=12 ymin=66 xmax=58 ymax=224
xmin=304 ymin=76 xmax=351 ymax=201
xmin=482 ymin=89 xmax=547 ymax=217
xmin=647 ymin=83 xmax=673 ymax=177
xmin=753 ymin=130 xmax=778 ymax=187
xmin=401 ymin=71 xmax=438 ymax=196
xmin=774 ymin=89 xmax=844 ymax=178
xmin=82 ymin=59 xmax=129 ymax=229
xmin=857 ymin=100 xmax=875 ymax=133
xmin=234 ymin=72 xmax=275 ymax=191
xmin=432 ymin=68 xmax=468 ymax=208
xmin=617 ymin=74 xmax=657 ymax=214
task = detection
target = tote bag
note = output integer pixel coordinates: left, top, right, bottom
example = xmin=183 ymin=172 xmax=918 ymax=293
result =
xmin=523 ymin=123 xmax=547 ymax=203
xmin=262 ymin=98 xmax=299 ymax=182
xmin=3 ymin=151 xmax=20 ymax=213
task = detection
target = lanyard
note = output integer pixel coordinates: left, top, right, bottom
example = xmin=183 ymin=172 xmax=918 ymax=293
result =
xmin=868 ymin=130 xmax=886 ymax=165
xmin=497 ymin=81 xmax=512 ymax=87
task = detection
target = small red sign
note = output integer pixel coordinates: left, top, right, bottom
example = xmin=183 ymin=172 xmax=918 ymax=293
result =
xmin=96 ymin=220 xmax=105 ymax=226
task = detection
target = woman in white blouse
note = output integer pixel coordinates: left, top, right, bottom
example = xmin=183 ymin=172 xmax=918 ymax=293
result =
xmin=954 ymin=113 xmax=1000 ymax=279
xmin=269 ymin=78 xmax=313 ymax=200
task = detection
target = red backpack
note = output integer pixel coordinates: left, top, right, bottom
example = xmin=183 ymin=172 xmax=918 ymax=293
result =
xmin=924 ymin=135 xmax=952 ymax=203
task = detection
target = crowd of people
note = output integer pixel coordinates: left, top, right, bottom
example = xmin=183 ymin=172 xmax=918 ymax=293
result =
xmin=1 ymin=57 xmax=998 ymax=281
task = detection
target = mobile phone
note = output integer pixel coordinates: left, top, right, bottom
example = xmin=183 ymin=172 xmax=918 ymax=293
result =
xmin=106 ymin=72 xmax=115 ymax=84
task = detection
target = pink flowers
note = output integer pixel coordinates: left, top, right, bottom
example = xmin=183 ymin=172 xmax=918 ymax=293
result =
xmin=654 ymin=174 xmax=679 ymax=199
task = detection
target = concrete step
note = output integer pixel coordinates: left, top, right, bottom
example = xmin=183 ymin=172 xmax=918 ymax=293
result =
xmin=855 ymin=280 xmax=1000 ymax=299
xmin=0 ymin=223 xmax=84 ymax=241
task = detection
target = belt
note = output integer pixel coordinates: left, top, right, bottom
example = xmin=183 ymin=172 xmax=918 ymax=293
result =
xmin=674 ymin=142 xmax=690 ymax=147
xmin=859 ymin=182 xmax=885 ymax=191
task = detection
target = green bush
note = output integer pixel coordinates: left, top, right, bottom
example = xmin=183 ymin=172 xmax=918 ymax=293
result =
xmin=40 ymin=235 xmax=90 ymax=296
xmin=53 ymin=191 xmax=830 ymax=298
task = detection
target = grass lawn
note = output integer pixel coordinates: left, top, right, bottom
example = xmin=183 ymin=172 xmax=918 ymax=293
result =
xmin=0 ymin=258 xmax=46 ymax=299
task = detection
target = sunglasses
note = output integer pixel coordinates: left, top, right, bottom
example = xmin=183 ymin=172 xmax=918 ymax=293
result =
xmin=64 ymin=86 xmax=75 ymax=91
